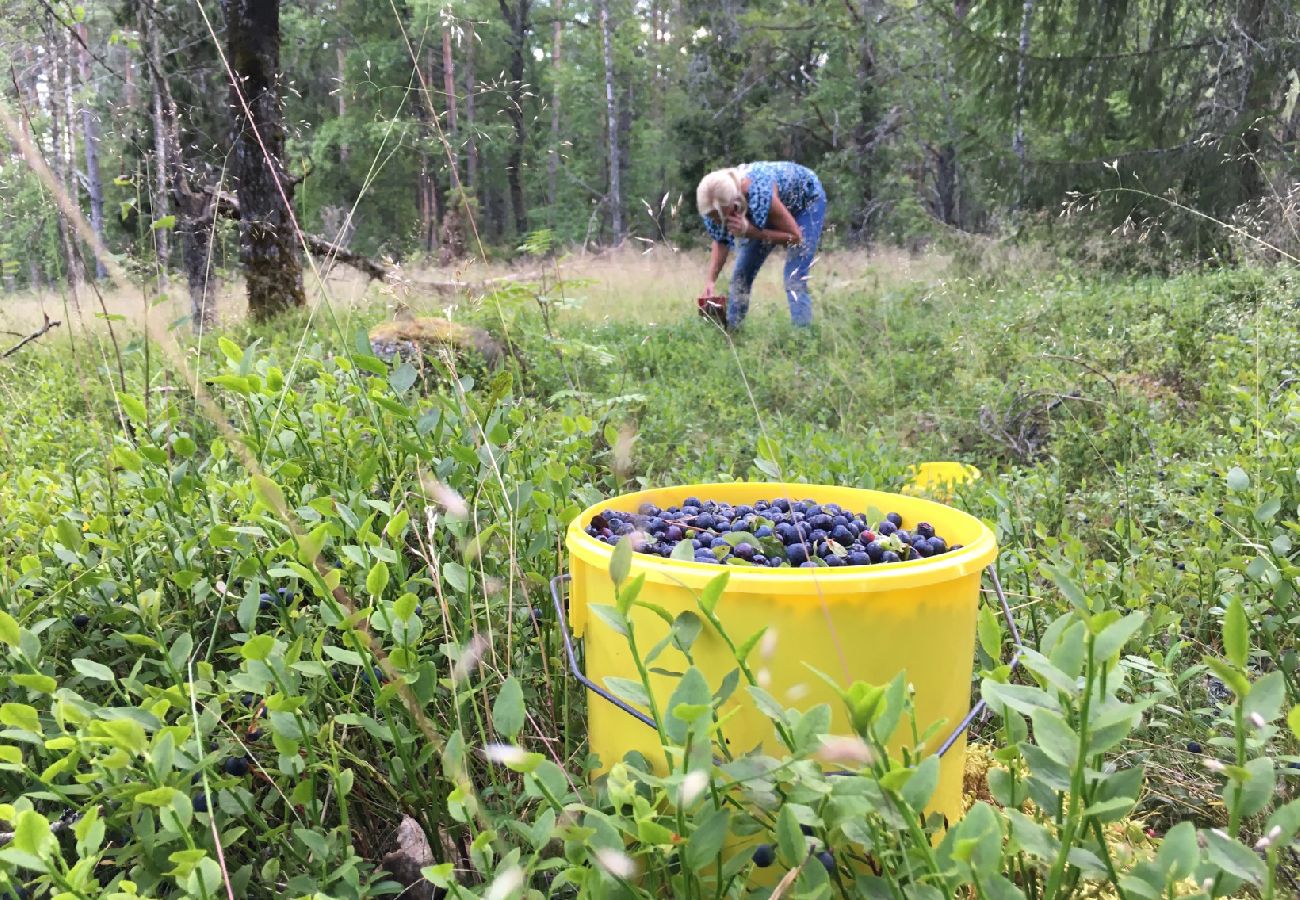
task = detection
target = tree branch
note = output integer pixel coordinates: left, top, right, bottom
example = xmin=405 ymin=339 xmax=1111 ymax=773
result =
xmin=1 ymin=315 xmax=62 ymax=358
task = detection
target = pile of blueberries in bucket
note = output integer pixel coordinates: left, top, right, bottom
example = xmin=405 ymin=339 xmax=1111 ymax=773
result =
xmin=584 ymin=496 xmax=961 ymax=567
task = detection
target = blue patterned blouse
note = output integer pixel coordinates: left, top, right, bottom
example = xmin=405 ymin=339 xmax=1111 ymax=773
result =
xmin=702 ymin=161 xmax=822 ymax=248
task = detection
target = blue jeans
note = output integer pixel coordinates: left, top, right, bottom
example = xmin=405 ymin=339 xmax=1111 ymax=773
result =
xmin=727 ymin=188 xmax=826 ymax=329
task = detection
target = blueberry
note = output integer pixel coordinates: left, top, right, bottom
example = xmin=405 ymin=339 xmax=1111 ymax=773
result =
xmin=638 ymin=503 xmax=660 ymax=516
xmin=240 ymin=693 xmax=257 ymax=707
xmin=881 ymin=551 xmax=901 ymax=564
xmin=259 ymin=592 xmax=275 ymax=610
xmin=1175 ymin=561 xmax=1185 ymax=571
xmin=798 ymin=561 xmax=818 ymax=568
xmin=646 ymin=516 xmax=666 ymax=532
xmin=666 ymin=525 xmax=684 ymax=542
xmin=752 ymin=844 xmax=776 ymax=868
xmin=800 ymin=823 xmax=815 ymax=836
xmin=736 ymin=505 xmax=754 ymax=516
xmin=886 ymin=512 xmax=903 ymax=527
xmin=767 ymin=557 xmax=784 ymax=568
xmin=716 ymin=521 xmax=732 ymax=533
xmin=786 ymin=543 xmax=810 ymax=565
xmin=805 ymin=504 xmax=822 ymax=517
xmin=691 ymin=539 xmax=703 ymax=550
xmin=1186 ymin=741 xmax=1202 ymax=754
xmin=847 ymin=552 xmax=871 ymax=566
xmin=832 ymin=515 xmax=849 ymax=528
xmin=914 ymin=540 xmax=935 ymax=558
xmin=865 ymin=541 xmax=885 ymax=562
xmin=72 ymin=613 xmax=90 ymax=629
xmin=773 ymin=498 xmax=790 ymax=512
xmin=755 ymin=525 xmax=773 ymax=539
xmin=916 ymin=522 xmax=935 ymax=539
xmin=734 ymin=543 xmax=756 ymax=561
xmin=695 ymin=513 xmax=715 ymax=529
xmin=877 ymin=521 xmax=898 ymax=536
xmin=929 ymin=537 xmax=947 ymax=553
xmin=683 ymin=497 xmax=701 ymax=509
xmin=277 ymin=586 xmax=294 ymax=603
xmin=792 ymin=502 xmax=807 ymax=514
xmin=831 ymin=525 xmax=854 ymax=544
xmin=223 ymin=755 xmax=250 ymax=777
xmin=817 ymin=850 xmax=834 ymax=873
xmin=192 ymin=792 xmax=210 ymax=813
xmin=825 ymin=555 xmax=844 ymax=567
xmin=950 ymin=544 xmax=964 ymax=552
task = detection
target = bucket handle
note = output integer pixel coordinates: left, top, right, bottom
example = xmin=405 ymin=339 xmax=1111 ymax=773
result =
xmin=547 ymin=566 xmax=1024 ymax=756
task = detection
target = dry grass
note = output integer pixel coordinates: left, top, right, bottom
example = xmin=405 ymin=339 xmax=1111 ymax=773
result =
xmin=0 ymin=246 xmax=952 ymax=339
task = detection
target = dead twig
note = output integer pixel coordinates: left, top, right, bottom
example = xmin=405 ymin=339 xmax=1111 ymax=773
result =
xmin=1 ymin=314 xmax=62 ymax=358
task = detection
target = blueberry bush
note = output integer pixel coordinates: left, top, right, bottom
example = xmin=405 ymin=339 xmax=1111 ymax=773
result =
xmin=0 ymin=264 xmax=1298 ymax=898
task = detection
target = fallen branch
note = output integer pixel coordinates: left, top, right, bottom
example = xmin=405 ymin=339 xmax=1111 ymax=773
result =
xmin=1 ymin=314 xmax=61 ymax=358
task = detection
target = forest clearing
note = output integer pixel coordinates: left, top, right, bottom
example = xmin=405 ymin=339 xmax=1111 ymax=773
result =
xmin=1 ymin=0 xmax=1299 ymax=898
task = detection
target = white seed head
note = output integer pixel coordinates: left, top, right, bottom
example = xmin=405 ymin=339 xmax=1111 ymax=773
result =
xmin=594 ymin=847 xmax=637 ymax=879
xmin=1203 ymin=758 xmax=1225 ymax=772
xmin=485 ymin=865 xmax=524 ymax=900
xmin=482 ymin=744 xmax=527 ymax=766
xmin=815 ymin=736 xmax=875 ymax=767
xmin=757 ymin=668 xmax=771 ymax=688
xmin=759 ymin=629 xmax=779 ymax=660
xmin=1248 ymin=712 xmax=1266 ymax=729
xmin=784 ymin=683 xmax=810 ymax=702
xmin=451 ymin=633 xmax=489 ymax=682
xmin=679 ymin=770 xmax=709 ymax=806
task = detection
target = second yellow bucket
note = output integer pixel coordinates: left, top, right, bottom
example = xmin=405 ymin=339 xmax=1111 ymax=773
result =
xmin=560 ymin=482 xmax=999 ymax=833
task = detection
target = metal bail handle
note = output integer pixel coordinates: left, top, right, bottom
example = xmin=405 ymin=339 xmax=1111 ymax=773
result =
xmin=548 ymin=565 xmax=1025 ymax=756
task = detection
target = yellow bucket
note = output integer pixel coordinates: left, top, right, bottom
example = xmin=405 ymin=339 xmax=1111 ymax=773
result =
xmin=562 ymin=482 xmax=998 ymax=833
xmin=903 ymin=462 xmax=981 ymax=502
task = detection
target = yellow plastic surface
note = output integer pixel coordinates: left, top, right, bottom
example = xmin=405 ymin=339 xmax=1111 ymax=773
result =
xmin=903 ymin=462 xmax=981 ymax=502
xmin=565 ymin=482 xmax=998 ymax=835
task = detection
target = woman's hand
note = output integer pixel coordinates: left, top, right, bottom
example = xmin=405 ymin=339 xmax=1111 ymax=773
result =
xmin=703 ymin=280 xmax=716 ymax=297
xmin=725 ymin=210 xmax=757 ymax=240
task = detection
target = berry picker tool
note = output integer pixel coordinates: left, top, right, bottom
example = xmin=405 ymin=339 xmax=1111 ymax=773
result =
xmin=697 ymin=293 xmax=727 ymax=326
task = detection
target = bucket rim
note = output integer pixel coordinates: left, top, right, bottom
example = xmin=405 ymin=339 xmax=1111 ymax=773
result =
xmin=566 ymin=481 xmax=998 ymax=594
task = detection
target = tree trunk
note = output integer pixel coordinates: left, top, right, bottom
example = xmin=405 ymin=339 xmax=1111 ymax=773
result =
xmin=75 ymin=24 xmax=107 ymax=280
xmin=849 ymin=0 xmax=880 ymax=237
xmin=497 ymin=0 xmax=530 ymax=235
xmin=933 ymin=0 xmax=969 ymax=228
xmin=337 ymin=44 xmax=349 ymax=163
xmin=145 ymin=24 xmax=172 ymax=287
xmin=464 ymin=20 xmax=478 ymax=191
xmin=547 ymin=0 xmax=563 ymax=216
xmin=599 ymin=0 xmax=622 ymax=243
xmin=179 ymin=193 xmax=217 ymax=330
xmin=50 ymin=29 xmax=83 ymax=288
xmin=227 ymin=0 xmax=305 ymax=320
xmin=1012 ymin=0 xmax=1034 ymax=204
xmin=442 ymin=23 xmax=459 ymax=183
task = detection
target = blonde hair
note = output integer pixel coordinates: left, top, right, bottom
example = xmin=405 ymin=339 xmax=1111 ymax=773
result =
xmin=696 ymin=167 xmax=745 ymax=219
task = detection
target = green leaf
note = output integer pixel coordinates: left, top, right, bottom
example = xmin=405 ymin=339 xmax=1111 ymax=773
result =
xmin=389 ymin=362 xmax=417 ymax=395
xmin=670 ymin=541 xmax=695 ymax=561
xmin=1288 ymin=705 xmax=1300 ymax=740
xmin=604 ymin=677 xmax=651 ymax=709
xmin=1204 ymin=655 xmax=1250 ymax=697
xmin=241 ymin=634 xmax=275 ymax=661
xmin=588 ymin=604 xmax=628 ymax=637
xmin=11 ymin=674 xmax=56 ymax=694
xmin=1243 ymin=670 xmax=1286 ymax=724
xmin=0 ymin=703 xmax=41 ymax=733
xmin=1030 ymin=708 xmax=1078 ymax=767
xmin=1201 ymin=827 xmax=1265 ymax=885
xmin=150 ymin=214 xmax=177 ymax=231
xmin=977 ymin=605 xmax=1002 ymax=661
xmin=1254 ymin=498 xmax=1281 ymax=522
xmin=135 ymin=786 xmax=180 ymax=807
xmin=492 ymin=676 xmax=525 ymax=740
xmin=666 ymin=668 xmax=712 ymax=743
xmin=366 ymin=561 xmax=390 ymax=598
xmin=775 ymin=803 xmax=805 ymax=867
xmin=684 ymin=807 xmax=730 ymax=869
xmin=11 ymin=810 xmax=51 ymax=858
xmin=442 ymin=561 xmax=468 ymax=592
xmin=1223 ymin=597 xmax=1248 ymax=669
xmin=252 ymin=475 xmax=286 ymax=514
xmin=117 ymin=392 xmax=148 ymax=424
xmin=1224 ymin=756 xmax=1275 ymax=819
xmin=699 ymin=572 xmax=729 ymax=615
xmin=1093 ymin=611 xmax=1145 ymax=661
xmin=901 ymin=755 xmax=940 ymax=810
xmin=609 ymin=535 xmax=633 ymax=586
xmin=1225 ymin=466 xmax=1250 ymax=492
xmin=217 ymin=336 xmax=243 ymax=364
xmin=72 ymin=658 xmax=115 ymax=681
xmin=0 ymin=611 xmax=20 ymax=647
xmin=1154 ymin=821 xmax=1197 ymax=880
